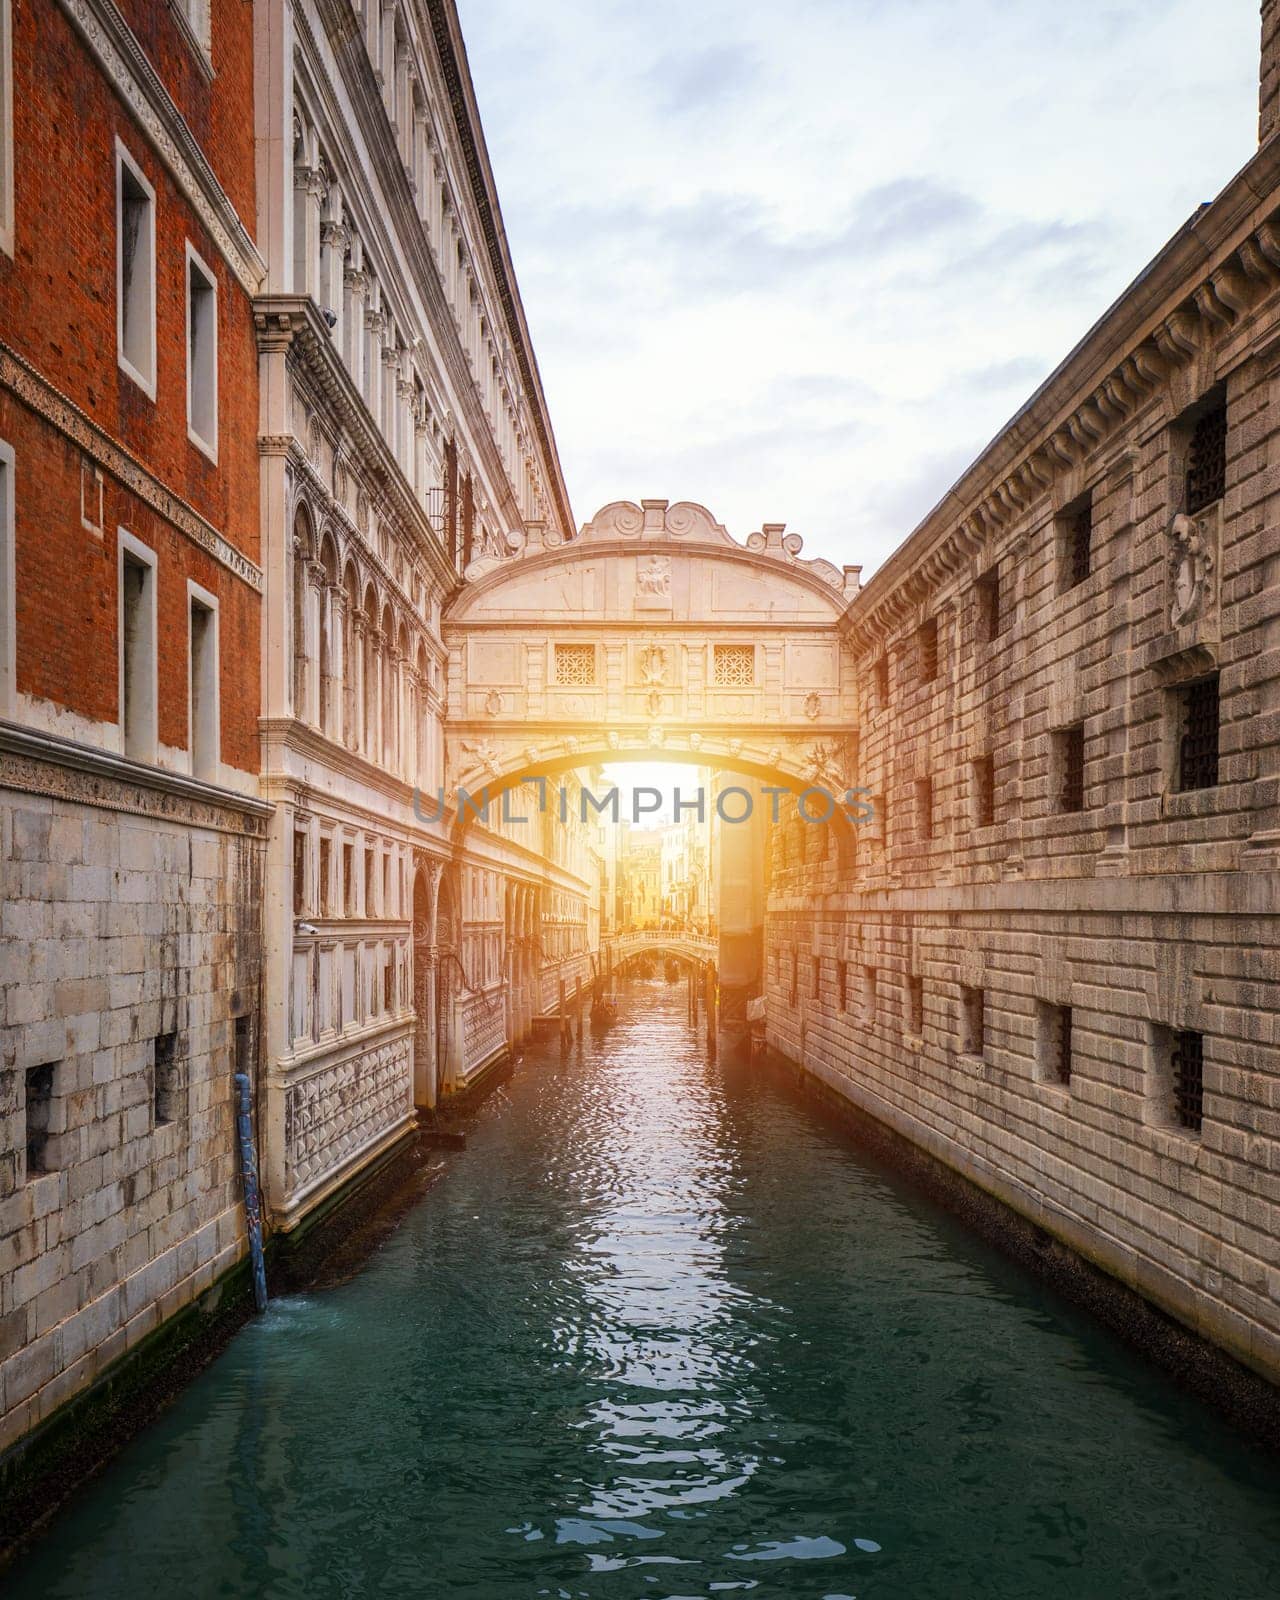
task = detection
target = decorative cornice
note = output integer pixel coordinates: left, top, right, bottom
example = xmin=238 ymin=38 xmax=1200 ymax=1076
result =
xmin=57 ymin=0 xmax=266 ymax=296
xmin=421 ymin=0 xmax=574 ymax=539
xmin=846 ymin=181 xmax=1280 ymax=654
xmin=0 ymin=339 xmax=263 ymax=591
xmin=0 ymin=720 xmax=270 ymax=832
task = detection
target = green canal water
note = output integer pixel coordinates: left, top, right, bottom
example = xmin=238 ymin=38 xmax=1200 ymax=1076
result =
xmin=7 ymin=983 xmax=1280 ymax=1598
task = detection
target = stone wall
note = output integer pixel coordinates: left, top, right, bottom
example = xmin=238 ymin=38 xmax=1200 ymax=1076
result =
xmin=0 ymin=732 xmax=266 ymax=1455
xmin=763 ymin=128 xmax=1280 ymax=1387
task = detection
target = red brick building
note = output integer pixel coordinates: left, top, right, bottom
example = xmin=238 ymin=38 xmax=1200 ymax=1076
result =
xmin=0 ymin=0 xmax=267 ymax=1454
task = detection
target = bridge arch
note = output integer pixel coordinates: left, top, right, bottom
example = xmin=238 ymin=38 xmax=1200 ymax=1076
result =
xmin=442 ymin=498 xmax=862 ymax=802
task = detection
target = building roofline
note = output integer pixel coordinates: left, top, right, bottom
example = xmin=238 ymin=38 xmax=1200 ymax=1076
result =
xmin=424 ymin=0 xmax=575 ymax=540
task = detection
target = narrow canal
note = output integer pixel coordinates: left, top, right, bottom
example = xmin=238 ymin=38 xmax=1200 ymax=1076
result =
xmin=8 ymin=984 xmax=1280 ymax=1598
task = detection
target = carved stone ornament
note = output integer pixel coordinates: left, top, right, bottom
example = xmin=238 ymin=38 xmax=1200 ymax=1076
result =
xmin=803 ymin=691 xmax=821 ymax=721
xmin=484 ymin=689 xmax=502 ymax=717
xmin=635 ymin=555 xmax=672 ymax=608
xmin=638 ymin=643 xmax=667 ymax=685
xmin=1168 ymin=512 xmax=1215 ymax=628
xmin=646 ymin=690 xmax=663 ymax=717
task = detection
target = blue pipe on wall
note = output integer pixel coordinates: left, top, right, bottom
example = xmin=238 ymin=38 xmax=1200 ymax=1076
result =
xmin=234 ymin=1071 xmax=269 ymax=1313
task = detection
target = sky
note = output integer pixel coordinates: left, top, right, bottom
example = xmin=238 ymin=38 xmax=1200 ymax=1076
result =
xmin=455 ymin=0 xmax=1261 ymax=578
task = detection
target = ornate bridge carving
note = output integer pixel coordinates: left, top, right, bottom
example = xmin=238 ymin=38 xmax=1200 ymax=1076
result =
xmin=443 ymin=499 xmax=862 ymax=797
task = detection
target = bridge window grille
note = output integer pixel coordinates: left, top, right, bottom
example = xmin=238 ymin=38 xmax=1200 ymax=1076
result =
xmin=837 ymin=959 xmax=849 ymax=1012
xmin=1185 ymin=404 xmax=1227 ymax=515
xmin=1057 ymin=724 xmax=1086 ymax=813
xmin=713 ymin=643 xmax=755 ymax=686
xmin=812 ymin=955 xmax=821 ymax=1000
xmin=1171 ymin=1030 xmax=1204 ymax=1133
xmin=973 ymin=753 xmax=995 ymax=828
xmin=917 ymin=618 xmax=938 ymax=684
xmin=153 ymin=1031 xmax=183 ymax=1125
xmin=25 ymin=1062 xmax=55 ymax=1178
xmin=789 ymin=949 xmax=798 ymax=1008
xmin=1176 ymin=675 xmax=1219 ymax=792
xmin=864 ymin=965 xmax=878 ymax=1019
xmin=554 ymin=643 xmax=596 ymax=686
xmin=1065 ymin=495 xmax=1092 ymax=588
xmin=960 ymin=984 xmax=985 ymax=1056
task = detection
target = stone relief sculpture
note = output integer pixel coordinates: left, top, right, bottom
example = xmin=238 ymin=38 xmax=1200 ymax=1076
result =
xmin=636 ymin=556 xmax=671 ymax=597
xmin=1168 ymin=512 xmax=1216 ymax=628
xmin=638 ymin=644 xmax=667 ymax=686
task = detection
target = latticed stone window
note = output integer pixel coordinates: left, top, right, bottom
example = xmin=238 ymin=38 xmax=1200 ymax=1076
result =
xmin=1175 ymin=675 xmax=1219 ymax=792
xmin=1065 ymin=494 xmax=1092 ymax=589
xmin=1171 ymin=1029 xmax=1205 ymax=1133
xmin=1038 ymin=1002 xmax=1072 ymax=1086
xmin=906 ymin=975 xmax=924 ymax=1035
xmin=1056 ymin=724 xmax=1086 ymax=813
xmin=554 ymin=643 xmax=596 ymax=686
xmin=973 ymin=753 xmax=995 ymax=828
xmin=917 ymin=617 xmax=938 ymax=684
xmin=976 ymin=570 xmax=1001 ymax=642
xmin=1185 ymin=403 xmax=1227 ymax=515
xmin=960 ymin=984 xmax=985 ymax=1056
xmin=915 ymin=776 xmax=935 ymax=841
xmin=713 ymin=643 xmax=755 ymax=686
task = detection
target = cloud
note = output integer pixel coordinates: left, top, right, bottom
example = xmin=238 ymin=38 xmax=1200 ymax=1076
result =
xmin=646 ymin=45 xmax=761 ymax=112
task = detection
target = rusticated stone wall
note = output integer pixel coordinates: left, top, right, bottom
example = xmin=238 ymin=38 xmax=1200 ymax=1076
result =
xmin=764 ymin=121 xmax=1280 ymax=1386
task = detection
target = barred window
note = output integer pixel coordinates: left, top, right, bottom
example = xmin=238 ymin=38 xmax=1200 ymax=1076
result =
xmin=837 ymin=959 xmax=849 ymax=1012
xmin=960 ymin=984 xmax=985 ymax=1056
xmin=864 ymin=965 xmax=878 ymax=1019
xmin=1056 ymin=724 xmax=1086 ymax=814
xmin=713 ymin=643 xmax=755 ymax=686
xmin=874 ymin=654 xmax=890 ymax=709
xmin=906 ymin=975 xmax=924 ymax=1035
xmin=1176 ymin=676 xmax=1219 ymax=792
xmin=1065 ymin=495 xmax=1092 ymax=588
xmin=973 ymin=753 xmax=995 ymax=829
xmin=1039 ymin=1002 xmax=1072 ymax=1087
xmin=554 ymin=643 xmax=596 ymax=686
xmin=917 ymin=618 xmax=938 ymax=684
xmin=789 ymin=949 xmax=798 ymax=1008
xmin=916 ymin=776 xmax=935 ymax=841
xmin=1185 ymin=404 xmax=1227 ymax=516
xmin=976 ymin=570 xmax=1001 ymax=642
xmin=1171 ymin=1030 xmax=1204 ymax=1133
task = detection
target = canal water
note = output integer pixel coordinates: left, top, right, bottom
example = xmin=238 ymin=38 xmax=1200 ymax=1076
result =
xmin=7 ymin=983 xmax=1280 ymax=1599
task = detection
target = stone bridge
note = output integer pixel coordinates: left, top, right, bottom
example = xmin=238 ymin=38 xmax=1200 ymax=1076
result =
xmin=604 ymin=929 xmax=717 ymax=969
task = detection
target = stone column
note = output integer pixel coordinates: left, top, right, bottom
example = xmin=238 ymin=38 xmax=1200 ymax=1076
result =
xmin=292 ymin=156 xmax=323 ymax=300
xmin=351 ymin=611 xmax=367 ymax=756
xmin=365 ymin=307 xmax=385 ymax=429
xmin=319 ymin=216 xmax=349 ymax=339
xmin=304 ymin=561 xmax=324 ymax=727
xmin=342 ymin=257 xmax=367 ymax=388
xmin=323 ymin=583 xmax=343 ymax=739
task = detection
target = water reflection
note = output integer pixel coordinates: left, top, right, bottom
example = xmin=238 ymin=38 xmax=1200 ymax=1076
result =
xmin=6 ymin=982 xmax=1280 ymax=1599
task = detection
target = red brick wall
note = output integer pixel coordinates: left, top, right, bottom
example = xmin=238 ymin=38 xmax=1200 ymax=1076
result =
xmin=0 ymin=1 xmax=260 ymax=775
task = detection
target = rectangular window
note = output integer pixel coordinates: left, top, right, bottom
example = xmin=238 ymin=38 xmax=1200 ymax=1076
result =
xmin=116 ymin=141 xmax=156 ymax=398
xmin=864 ymin=965 xmax=878 ymax=1020
xmin=364 ymin=845 xmax=375 ymax=914
xmin=1055 ymin=724 xmax=1086 ymax=813
xmin=874 ymin=654 xmax=890 ymax=710
xmin=383 ymin=950 xmax=395 ymax=1012
xmin=960 ymin=985 xmax=985 ymax=1056
xmin=383 ymin=852 xmax=392 ymax=916
xmin=1060 ymin=493 xmax=1093 ymax=590
xmin=153 ymin=1031 xmax=182 ymax=1125
xmin=24 ymin=1062 xmax=55 ymax=1178
xmin=186 ymin=244 xmax=218 ymax=460
xmin=915 ymin=777 xmax=934 ymax=842
xmin=788 ymin=949 xmax=798 ymax=1008
xmin=188 ymin=586 xmax=218 ymax=781
xmin=917 ymin=618 xmax=938 ymax=684
xmin=837 ymin=959 xmax=848 ymax=1012
xmin=0 ymin=440 xmax=13 ymax=717
xmin=972 ymin=753 xmax=995 ymax=829
xmin=119 ymin=533 xmax=157 ymax=762
xmin=0 ymin=0 xmax=12 ymax=259
xmin=1038 ymin=1002 xmax=1073 ymax=1087
xmin=976 ymin=570 xmax=1001 ymax=642
xmin=713 ymin=643 xmax=755 ymax=686
xmin=318 ymin=837 xmax=332 ymax=917
xmin=906 ymin=975 xmax=924 ymax=1035
xmin=812 ymin=955 xmax=821 ymax=1001
xmin=293 ymin=829 xmax=307 ymax=916
xmin=1175 ymin=676 xmax=1220 ymax=792
xmin=1185 ymin=403 xmax=1227 ymax=515
xmin=1171 ymin=1029 xmax=1204 ymax=1133
xmin=343 ymin=842 xmax=354 ymax=915
xmin=554 ymin=642 xmax=596 ymax=686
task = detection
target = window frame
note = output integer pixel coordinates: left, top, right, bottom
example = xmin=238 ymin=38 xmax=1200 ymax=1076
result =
xmin=115 ymin=139 xmax=157 ymax=400
xmin=0 ymin=436 xmax=13 ymax=717
xmin=186 ymin=579 xmax=219 ymax=782
xmin=118 ymin=529 xmax=158 ymax=762
xmin=184 ymin=240 xmax=219 ymax=462
xmin=0 ymin=0 xmax=13 ymax=259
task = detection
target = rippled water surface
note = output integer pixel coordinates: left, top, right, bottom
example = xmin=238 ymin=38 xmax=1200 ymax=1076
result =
xmin=9 ymin=983 xmax=1280 ymax=1598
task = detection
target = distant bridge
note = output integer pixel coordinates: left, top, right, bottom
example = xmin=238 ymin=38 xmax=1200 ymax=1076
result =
xmin=604 ymin=930 xmax=716 ymax=969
